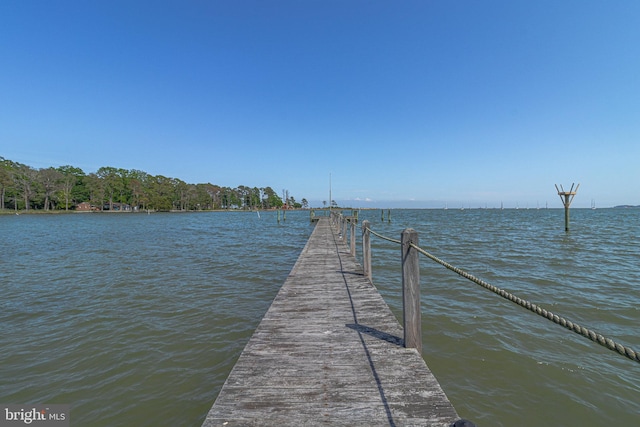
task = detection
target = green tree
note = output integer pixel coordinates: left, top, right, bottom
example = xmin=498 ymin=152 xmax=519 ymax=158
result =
xmin=0 ymin=157 xmax=16 ymax=210
xmin=204 ymin=184 xmax=222 ymax=209
xmin=262 ymin=186 xmax=282 ymax=209
xmin=236 ymin=185 xmax=248 ymax=209
xmin=0 ymin=156 xmax=298 ymax=214
xmin=97 ymin=167 xmax=136 ymax=210
xmin=85 ymin=173 xmax=105 ymax=209
xmin=220 ymin=187 xmax=240 ymax=209
xmin=173 ymin=178 xmax=189 ymax=211
xmin=148 ymin=175 xmax=173 ymax=211
xmin=38 ymin=168 xmax=63 ymax=211
xmin=56 ymin=165 xmax=85 ymax=210
xmin=97 ymin=167 xmax=120 ymax=210
xmin=14 ymin=164 xmax=38 ymax=211
xmin=128 ymin=169 xmax=150 ymax=210
xmin=251 ymin=187 xmax=261 ymax=209
xmin=191 ymin=184 xmax=212 ymax=210
xmin=185 ymin=184 xmax=200 ymax=210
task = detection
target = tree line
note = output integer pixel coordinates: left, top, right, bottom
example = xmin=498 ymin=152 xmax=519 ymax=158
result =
xmin=0 ymin=157 xmax=307 ymax=212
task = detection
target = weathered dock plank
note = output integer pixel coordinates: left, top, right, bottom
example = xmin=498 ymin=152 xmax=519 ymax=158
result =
xmin=202 ymin=217 xmax=460 ymax=426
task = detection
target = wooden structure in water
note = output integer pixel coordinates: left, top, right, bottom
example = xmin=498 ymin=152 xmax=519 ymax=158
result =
xmin=201 ymin=217 xmax=461 ymax=426
xmin=555 ymin=183 xmax=580 ymax=231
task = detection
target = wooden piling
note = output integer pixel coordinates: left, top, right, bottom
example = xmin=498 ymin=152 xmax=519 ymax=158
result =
xmin=401 ymin=228 xmax=421 ymax=354
xmin=362 ymin=220 xmax=372 ymax=282
xmin=350 ymin=219 xmax=356 ymax=256
xmin=342 ymin=215 xmax=347 ymax=238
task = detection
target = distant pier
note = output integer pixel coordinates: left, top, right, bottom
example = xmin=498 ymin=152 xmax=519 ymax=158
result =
xmin=201 ymin=217 xmax=461 ymax=426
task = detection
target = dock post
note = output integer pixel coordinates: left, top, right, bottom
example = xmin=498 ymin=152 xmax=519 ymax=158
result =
xmin=401 ymin=228 xmax=421 ymax=354
xmin=362 ymin=220 xmax=372 ymax=282
xmin=350 ymin=219 xmax=356 ymax=256
xmin=342 ymin=215 xmax=347 ymax=239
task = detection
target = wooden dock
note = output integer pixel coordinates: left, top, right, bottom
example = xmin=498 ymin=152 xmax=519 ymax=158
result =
xmin=202 ymin=217 xmax=461 ymax=426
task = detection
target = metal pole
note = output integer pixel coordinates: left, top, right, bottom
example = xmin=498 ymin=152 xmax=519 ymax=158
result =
xmin=564 ymin=195 xmax=570 ymax=232
xmin=556 ymin=183 xmax=579 ymax=232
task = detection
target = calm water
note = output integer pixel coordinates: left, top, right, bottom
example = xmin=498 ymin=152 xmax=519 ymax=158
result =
xmin=1 ymin=209 xmax=638 ymax=426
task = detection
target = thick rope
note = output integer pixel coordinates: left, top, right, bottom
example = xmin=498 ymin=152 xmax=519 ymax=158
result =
xmin=364 ymin=227 xmax=640 ymax=364
xmin=408 ymin=242 xmax=640 ymax=364
xmin=368 ymin=228 xmax=401 ymax=244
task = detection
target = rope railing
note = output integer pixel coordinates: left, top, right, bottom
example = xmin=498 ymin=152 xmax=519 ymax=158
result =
xmin=408 ymin=242 xmax=640 ymax=364
xmin=354 ymin=217 xmax=640 ymax=365
xmin=368 ymin=228 xmax=401 ymax=244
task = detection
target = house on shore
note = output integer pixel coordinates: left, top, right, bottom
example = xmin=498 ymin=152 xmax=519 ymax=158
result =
xmin=103 ymin=203 xmax=132 ymax=211
xmin=76 ymin=202 xmax=100 ymax=212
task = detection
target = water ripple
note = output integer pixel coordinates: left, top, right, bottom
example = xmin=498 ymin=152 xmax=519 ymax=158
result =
xmin=0 ymin=211 xmax=312 ymax=426
xmin=356 ymin=208 xmax=640 ymax=426
xmin=1 ymin=209 xmax=638 ymax=426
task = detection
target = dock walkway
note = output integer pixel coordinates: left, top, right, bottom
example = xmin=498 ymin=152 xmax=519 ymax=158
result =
xmin=202 ymin=217 xmax=460 ymax=426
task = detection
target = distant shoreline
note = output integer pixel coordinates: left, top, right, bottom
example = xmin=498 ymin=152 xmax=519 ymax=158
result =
xmin=3 ymin=206 xmax=639 ymax=216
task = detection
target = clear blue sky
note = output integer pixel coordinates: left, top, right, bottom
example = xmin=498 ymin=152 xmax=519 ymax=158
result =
xmin=1 ymin=1 xmax=638 ymax=208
